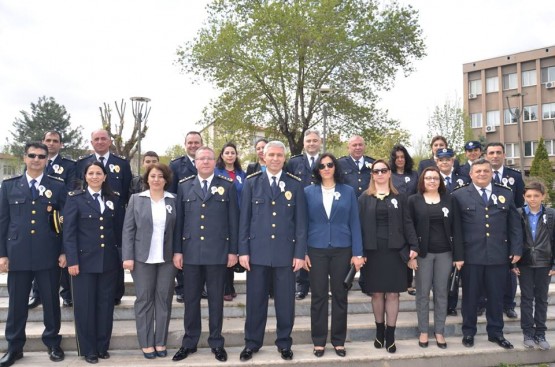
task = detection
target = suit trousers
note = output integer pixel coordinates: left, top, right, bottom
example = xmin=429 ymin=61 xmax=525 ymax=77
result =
xmin=415 ymin=251 xmax=452 ymax=334
xmin=6 ymin=269 xmax=62 ymax=352
xmin=71 ymin=269 xmax=118 ymax=356
xmin=244 ymin=264 xmax=296 ymax=350
xmin=182 ymin=264 xmax=226 ymax=349
xmin=31 ymin=267 xmax=71 ymax=301
xmin=131 ymin=261 xmax=177 ymax=348
xmin=519 ymin=266 xmax=551 ymax=337
xmin=296 ymin=268 xmax=310 ymax=294
xmin=307 ymin=247 xmax=351 ymax=347
xmin=461 ymin=263 xmax=506 ymax=338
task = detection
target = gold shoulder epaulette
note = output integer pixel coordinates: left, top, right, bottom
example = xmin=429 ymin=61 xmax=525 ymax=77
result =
xmin=494 ymin=182 xmax=513 ymax=191
xmin=171 ymin=155 xmax=185 ymax=162
xmin=61 ymin=156 xmax=76 ymax=163
xmin=2 ymin=175 xmax=22 ymax=182
xmin=77 ymin=154 xmax=93 ymax=161
xmin=179 ymin=175 xmax=196 ymax=183
xmin=112 ymin=153 xmax=127 ymax=160
xmin=247 ymin=171 xmax=263 ymax=179
xmin=289 ymin=154 xmax=303 ymax=159
xmin=68 ymin=189 xmax=85 ymax=196
xmin=113 ymin=191 xmax=121 ymax=196
xmin=453 ymin=183 xmax=470 ymax=191
xmin=47 ymin=175 xmax=64 ymax=182
xmin=505 ymin=166 xmax=521 ymax=173
xmin=218 ymin=175 xmax=233 ymax=182
xmin=286 ymin=172 xmax=302 ymax=181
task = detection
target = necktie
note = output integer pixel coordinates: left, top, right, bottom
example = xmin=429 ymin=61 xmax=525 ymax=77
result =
xmin=99 ymin=156 xmax=105 ymax=166
xmin=30 ymin=179 xmax=38 ymax=200
xmin=271 ymin=176 xmax=278 ymax=197
xmin=310 ymin=156 xmax=315 ymax=169
xmin=202 ymin=180 xmax=208 ymax=198
xmin=494 ymin=171 xmax=501 ymax=184
xmin=481 ymin=188 xmax=488 ymax=205
xmin=355 ymin=160 xmax=360 ymax=170
xmin=93 ymin=193 xmax=101 ymax=212
xmin=445 ymin=176 xmax=452 ymax=191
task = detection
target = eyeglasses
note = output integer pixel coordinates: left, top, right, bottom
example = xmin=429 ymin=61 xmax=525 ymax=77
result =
xmin=196 ymin=157 xmax=215 ymax=162
xmin=372 ymin=168 xmax=389 ymax=175
xmin=424 ymin=176 xmax=440 ymax=181
xmin=27 ymin=153 xmax=47 ymax=160
xmin=318 ymin=162 xmax=334 ymax=169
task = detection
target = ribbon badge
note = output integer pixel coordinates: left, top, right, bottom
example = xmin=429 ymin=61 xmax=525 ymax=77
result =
xmin=38 ymin=185 xmax=46 ymax=196
xmin=279 ymin=181 xmax=286 ymax=192
xmin=45 ymin=189 xmax=52 ymax=198
xmin=405 ymin=176 xmax=411 ymax=183
xmin=442 ymin=207 xmax=449 ymax=218
xmin=391 ymin=198 xmax=398 ymax=209
xmin=365 ymin=162 xmax=372 ymax=169
xmin=544 ymin=214 xmax=548 ymax=224
xmin=491 ymin=194 xmax=498 ymax=205
xmin=106 ymin=200 xmax=114 ymax=210
xmin=166 ymin=205 xmax=172 ymax=214
xmin=334 ymin=192 xmax=341 ymax=201
xmin=211 ymin=186 xmax=218 ymax=195
xmin=53 ymin=164 xmax=63 ymax=174
xmin=457 ymin=179 xmax=464 ymax=186
xmin=237 ymin=176 xmax=242 ymax=184
xmin=502 ymin=177 xmax=508 ymax=186
xmin=508 ymin=177 xmax=515 ymax=185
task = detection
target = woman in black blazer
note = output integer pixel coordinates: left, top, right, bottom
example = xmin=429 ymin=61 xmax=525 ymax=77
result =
xmin=245 ymin=138 xmax=267 ymax=175
xmin=407 ymin=166 xmax=463 ymax=349
xmin=358 ymin=159 xmax=418 ymax=353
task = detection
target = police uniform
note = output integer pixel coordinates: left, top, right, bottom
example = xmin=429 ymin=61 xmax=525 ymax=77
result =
xmin=452 ymin=183 xmax=522 ymax=341
xmin=442 ymin=172 xmax=469 ymax=193
xmin=239 ymin=171 xmax=307 ymax=351
xmin=169 ymin=155 xmax=197 ymax=194
xmin=418 ymin=157 xmax=461 ymax=176
xmin=63 ymin=189 xmax=121 ymax=358
xmin=337 ymin=155 xmax=375 ymax=197
xmin=174 ymin=175 xmax=239 ymax=351
xmin=0 ymin=174 xmax=66 ymax=354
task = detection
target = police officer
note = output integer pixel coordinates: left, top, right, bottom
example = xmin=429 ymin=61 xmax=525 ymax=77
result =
xmin=238 ymin=141 xmax=307 ymax=362
xmin=338 ymin=135 xmax=375 ymax=198
xmin=452 ymin=158 xmax=522 ymax=349
xmin=436 ymin=148 xmax=469 ymax=194
xmin=129 ymin=151 xmax=159 ymax=195
xmin=285 ymin=129 xmax=319 ymax=300
xmin=417 ymin=135 xmax=461 ymax=176
xmin=28 ymin=131 xmax=76 ymax=309
xmin=64 ymin=161 xmax=121 ymax=364
xmin=485 ymin=142 xmax=525 ymax=319
xmin=172 ymin=146 xmax=239 ymax=363
xmin=459 ymin=141 xmax=483 ymax=179
xmin=0 ymin=142 xmax=67 ymax=366
xmin=75 ymin=129 xmax=131 ymax=305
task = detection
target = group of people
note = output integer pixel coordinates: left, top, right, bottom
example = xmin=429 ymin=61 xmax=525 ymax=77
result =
xmin=0 ymin=128 xmax=553 ymax=366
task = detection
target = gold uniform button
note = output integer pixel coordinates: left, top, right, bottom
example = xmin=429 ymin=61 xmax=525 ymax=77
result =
xmin=272 ymin=224 xmax=276 ymax=228
xmin=100 ymin=235 xmax=104 ymax=238
xmin=100 ymin=226 xmax=104 ymax=230
xmin=31 ymin=230 xmax=35 ymax=234
xmin=358 ymin=178 xmax=362 ymax=182
xmin=31 ymin=220 xmax=36 ymax=224
xmin=200 ymin=236 xmax=205 ymax=241
xmin=99 ymin=217 xmax=103 ymax=221
xmin=485 ymin=215 xmax=489 ymax=218
xmin=200 ymin=225 xmax=205 ymax=229
xmin=272 ymin=201 xmax=276 ymax=205
xmin=485 ymin=207 xmax=488 ymax=211
xmin=272 ymin=212 xmax=277 ymax=216
xmin=201 ymin=215 xmax=205 ymax=219
xmin=202 ymin=204 xmax=206 ymax=208
xmin=101 ymin=244 xmax=105 ymax=247
xmin=271 ymin=235 xmax=275 ymax=239
xmin=485 ymin=224 xmax=490 ymax=228
xmin=486 ymin=233 xmax=490 ymax=237
xmin=358 ymin=187 xmax=362 ymax=190
xmin=32 ymin=210 xmax=36 ymax=214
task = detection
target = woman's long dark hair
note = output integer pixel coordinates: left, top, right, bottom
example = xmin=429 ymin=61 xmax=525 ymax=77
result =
xmin=83 ymin=161 xmax=116 ymax=199
xmin=216 ymin=142 xmax=243 ymax=172
xmin=389 ymin=144 xmax=414 ymax=174
xmin=312 ymin=152 xmax=343 ymax=184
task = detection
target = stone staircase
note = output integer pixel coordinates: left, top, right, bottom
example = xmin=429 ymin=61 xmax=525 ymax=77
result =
xmin=1 ymin=272 xmax=555 ymax=366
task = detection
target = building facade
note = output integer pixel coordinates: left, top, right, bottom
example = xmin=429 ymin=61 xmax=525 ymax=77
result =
xmin=463 ymin=46 xmax=555 ymax=172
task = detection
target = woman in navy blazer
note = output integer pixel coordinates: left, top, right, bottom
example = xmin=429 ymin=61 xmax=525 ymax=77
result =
xmin=304 ymin=153 xmax=364 ymax=358
xmin=63 ymin=161 xmax=121 ymax=364
xmin=214 ymin=142 xmax=246 ymax=301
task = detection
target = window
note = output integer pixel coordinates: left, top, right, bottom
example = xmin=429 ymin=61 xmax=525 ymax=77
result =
xmin=486 ymin=110 xmax=500 ymax=126
xmin=522 ymin=70 xmax=537 ymax=87
xmin=524 ymin=141 xmax=538 ymax=157
xmin=469 ymin=80 xmax=482 ymax=95
xmin=544 ymin=140 xmax=555 ymax=156
xmin=504 ymin=109 xmax=516 ymax=124
xmin=523 ymin=105 xmax=538 ymax=122
xmin=503 ymin=73 xmax=517 ymax=90
xmin=2 ymin=165 xmax=15 ymax=176
xmin=470 ymin=113 xmax=482 ymax=128
xmin=543 ymin=103 xmax=555 ymax=119
xmin=541 ymin=66 xmax=555 ymax=83
xmin=505 ymin=143 xmax=519 ymax=158
xmin=486 ymin=76 xmax=499 ymax=93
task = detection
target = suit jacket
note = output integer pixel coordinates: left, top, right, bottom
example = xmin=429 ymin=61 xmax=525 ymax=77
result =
xmin=169 ymin=155 xmax=197 ymax=194
xmin=0 ymin=175 xmax=67 ymax=271
xmin=358 ymin=192 xmax=418 ymax=261
xmin=408 ymin=192 xmax=462 ymax=260
xmin=443 ymin=172 xmax=469 ymax=193
xmin=63 ymin=190 xmax=121 ymax=273
xmin=304 ymin=183 xmax=363 ymax=256
xmin=459 ymin=162 xmax=471 ymax=179
xmin=246 ymin=162 xmax=264 ymax=176
xmin=338 ymin=155 xmax=375 ymax=197
xmin=452 ymin=183 xmax=523 ymax=265
xmin=418 ymin=157 xmax=460 ymax=176
xmin=214 ymin=167 xmax=246 ymax=205
xmin=45 ymin=155 xmax=77 ymax=190
xmin=494 ymin=166 xmax=524 ymax=208
xmin=391 ymin=171 xmax=419 ymax=195
xmin=122 ymin=191 xmax=177 ymax=263
xmin=285 ymin=154 xmax=317 ymax=187
xmin=174 ymin=175 xmax=239 ymax=265
xmin=239 ymin=171 xmax=307 ymax=267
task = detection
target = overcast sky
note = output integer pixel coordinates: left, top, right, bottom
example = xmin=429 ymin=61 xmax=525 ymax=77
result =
xmin=1 ymin=0 xmax=553 ymax=156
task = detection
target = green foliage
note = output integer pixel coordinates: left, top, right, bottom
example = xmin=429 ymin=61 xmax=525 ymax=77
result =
xmin=529 ymin=137 xmax=555 ymax=204
xmin=427 ymin=99 xmax=465 ymax=154
xmin=9 ymin=96 xmax=85 ymax=158
xmin=164 ymin=144 xmax=186 ymax=160
xmin=178 ymin=0 xmax=426 ymax=154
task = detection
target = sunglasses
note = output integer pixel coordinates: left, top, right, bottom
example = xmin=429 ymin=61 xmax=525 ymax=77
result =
xmin=372 ymin=168 xmax=389 ymax=175
xmin=318 ymin=162 xmax=334 ymax=169
xmin=27 ymin=153 xmax=47 ymax=160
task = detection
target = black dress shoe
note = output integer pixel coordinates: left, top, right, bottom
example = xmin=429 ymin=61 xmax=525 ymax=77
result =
xmin=114 ymin=299 xmax=121 ymax=306
xmin=239 ymin=347 xmax=256 ymax=361
xmin=313 ymin=348 xmax=325 ymax=357
xmin=201 ymin=289 xmax=208 ymax=299
xmin=447 ymin=308 xmax=457 ymax=316
xmin=294 ymin=291 xmax=306 ymax=300
xmin=84 ymin=355 xmax=98 ymax=364
xmin=462 ymin=335 xmax=474 ymax=347
xmin=176 ymin=294 xmax=184 ymax=303
xmin=407 ymin=288 xmax=416 ymax=296
xmin=212 ymin=347 xmax=227 ymax=362
xmin=488 ymin=336 xmax=514 ymax=349
xmin=62 ymin=299 xmax=73 ymax=307
xmin=436 ymin=341 xmax=447 ymax=349
xmin=97 ymin=351 xmax=110 ymax=359
xmin=418 ymin=340 xmax=428 ymax=348
xmin=0 ymin=350 xmax=23 ymax=367
xmin=28 ymin=297 xmax=41 ymax=309
xmin=155 ymin=349 xmax=167 ymax=357
xmin=142 ymin=351 xmax=156 ymax=359
xmin=48 ymin=346 xmax=65 ymax=362
xmin=504 ymin=308 xmax=518 ymax=319
xmin=334 ymin=347 xmax=346 ymax=357
xmin=279 ymin=348 xmax=293 ymax=360
xmin=172 ymin=347 xmax=197 ymax=361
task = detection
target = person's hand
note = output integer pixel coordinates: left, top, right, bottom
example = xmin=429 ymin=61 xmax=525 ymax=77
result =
xmin=409 ymin=250 xmax=418 ymax=260
xmin=549 ymin=269 xmax=555 ymax=276
xmin=511 ymin=255 xmax=521 ymax=264
xmin=303 ymin=255 xmax=311 ymax=271
xmin=173 ymin=254 xmax=183 ymax=270
xmin=123 ymin=260 xmax=134 ymax=271
xmin=292 ymin=258 xmax=305 ymax=272
xmin=512 ymin=267 xmax=520 ymax=276
xmin=454 ymin=261 xmax=464 ymax=270
xmin=408 ymin=258 xmax=418 ymax=270
xmin=0 ymin=257 xmax=9 ymax=273
xmin=351 ymin=256 xmax=365 ymax=272
xmin=227 ymin=254 xmax=238 ymax=268
xmin=68 ymin=265 xmax=79 ymax=276
xmin=58 ymin=254 xmax=67 ymax=268
xmin=239 ymin=255 xmax=251 ymax=271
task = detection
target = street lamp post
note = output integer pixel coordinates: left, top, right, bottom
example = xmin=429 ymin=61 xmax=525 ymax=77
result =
xmin=130 ymin=97 xmax=151 ymax=174
xmin=319 ymin=85 xmax=332 ymax=152
xmin=506 ymin=93 xmax=525 ymax=173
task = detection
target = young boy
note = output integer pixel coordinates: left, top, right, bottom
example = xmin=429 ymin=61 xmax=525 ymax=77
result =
xmin=514 ymin=181 xmax=555 ymax=350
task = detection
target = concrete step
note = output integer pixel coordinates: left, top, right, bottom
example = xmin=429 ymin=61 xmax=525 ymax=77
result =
xmin=5 ymin=332 xmax=555 ymax=367
xmin=2 ymin=306 xmax=554 ymax=352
